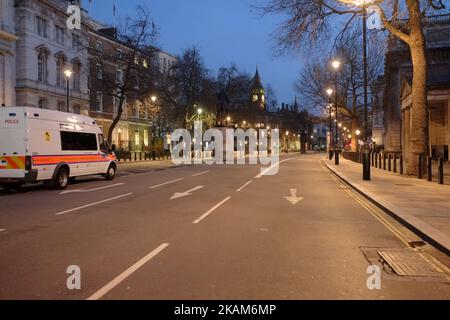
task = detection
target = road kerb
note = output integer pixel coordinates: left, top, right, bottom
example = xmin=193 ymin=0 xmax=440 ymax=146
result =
xmin=322 ymin=159 xmax=450 ymax=256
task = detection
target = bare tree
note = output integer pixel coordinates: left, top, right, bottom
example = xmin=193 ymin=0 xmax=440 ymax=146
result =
xmin=260 ymin=0 xmax=447 ymax=174
xmin=90 ymin=7 xmax=159 ymax=144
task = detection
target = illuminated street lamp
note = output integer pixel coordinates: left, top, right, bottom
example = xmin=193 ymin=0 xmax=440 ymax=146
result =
xmin=151 ymin=95 xmax=157 ymax=103
xmin=330 ymin=59 xmax=341 ymax=165
xmin=337 ymin=0 xmax=381 ymax=180
xmin=64 ymin=69 xmax=72 ymax=112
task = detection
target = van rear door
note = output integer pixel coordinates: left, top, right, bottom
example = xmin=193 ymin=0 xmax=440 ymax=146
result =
xmin=0 ymin=109 xmax=27 ymax=179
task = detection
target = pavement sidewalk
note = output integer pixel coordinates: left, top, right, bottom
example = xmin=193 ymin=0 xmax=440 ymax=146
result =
xmin=323 ymin=157 xmax=450 ymax=255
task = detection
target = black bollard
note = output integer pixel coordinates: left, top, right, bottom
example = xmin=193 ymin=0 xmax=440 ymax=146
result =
xmin=417 ymin=155 xmax=423 ymax=179
xmin=438 ymin=157 xmax=444 ymax=185
xmin=427 ymin=156 xmax=432 ymax=182
xmin=383 ymin=153 xmax=386 ymax=170
xmin=400 ymin=154 xmax=404 ymax=175
xmin=388 ymin=154 xmax=392 ymax=172
xmin=393 ymin=154 xmax=397 ymax=173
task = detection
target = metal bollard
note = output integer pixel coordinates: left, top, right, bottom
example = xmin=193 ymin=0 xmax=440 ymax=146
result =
xmin=438 ymin=157 xmax=444 ymax=185
xmin=378 ymin=153 xmax=382 ymax=169
xmin=152 ymin=151 xmax=156 ymax=161
xmin=400 ymin=154 xmax=404 ymax=175
xmin=383 ymin=153 xmax=387 ymax=170
xmin=393 ymin=154 xmax=397 ymax=173
xmin=417 ymin=155 xmax=423 ymax=179
xmin=388 ymin=154 xmax=392 ymax=172
xmin=427 ymin=156 xmax=432 ymax=182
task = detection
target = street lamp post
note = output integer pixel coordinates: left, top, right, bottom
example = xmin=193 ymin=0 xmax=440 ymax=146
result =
xmin=64 ymin=70 xmax=72 ymax=113
xmin=337 ymin=0 xmax=377 ymax=179
xmin=326 ymin=90 xmax=334 ymax=160
xmin=331 ymin=60 xmax=341 ymax=165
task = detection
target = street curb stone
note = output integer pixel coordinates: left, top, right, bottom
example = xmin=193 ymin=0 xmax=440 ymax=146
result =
xmin=322 ymin=159 xmax=450 ymax=256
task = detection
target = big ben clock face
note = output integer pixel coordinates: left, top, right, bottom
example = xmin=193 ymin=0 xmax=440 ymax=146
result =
xmin=261 ymin=95 xmax=265 ymax=102
xmin=253 ymin=94 xmax=258 ymax=102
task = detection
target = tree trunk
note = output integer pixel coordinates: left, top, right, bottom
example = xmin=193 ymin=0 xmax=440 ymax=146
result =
xmin=107 ymin=98 xmax=124 ymax=144
xmin=405 ymin=3 xmax=429 ymax=175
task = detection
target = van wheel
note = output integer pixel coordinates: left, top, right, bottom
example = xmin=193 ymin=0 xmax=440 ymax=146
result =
xmin=54 ymin=168 xmax=69 ymax=190
xmin=104 ymin=164 xmax=116 ymax=181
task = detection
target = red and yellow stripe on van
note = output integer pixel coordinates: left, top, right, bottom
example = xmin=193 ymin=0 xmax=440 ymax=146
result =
xmin=32 ymin=154 xmax=116 ymax=166
xmin=0 ymin=156 xmax=26 ymax=170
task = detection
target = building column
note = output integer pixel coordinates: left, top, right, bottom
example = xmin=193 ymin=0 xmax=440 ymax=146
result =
xmin=0 ymin=50 xmax=15 ymax=106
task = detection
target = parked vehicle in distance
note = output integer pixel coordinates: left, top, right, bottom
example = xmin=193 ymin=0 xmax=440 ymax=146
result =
xmin=0 ymin=107 xmax=117 ymax=190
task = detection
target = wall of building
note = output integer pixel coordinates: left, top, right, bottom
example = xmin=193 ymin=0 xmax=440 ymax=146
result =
xmin=0 ymin=0 xmax=17 ymax=107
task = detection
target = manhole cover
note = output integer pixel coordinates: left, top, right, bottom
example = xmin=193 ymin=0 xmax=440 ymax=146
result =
xmin=378 ymin=249 xmax=446 ymax=277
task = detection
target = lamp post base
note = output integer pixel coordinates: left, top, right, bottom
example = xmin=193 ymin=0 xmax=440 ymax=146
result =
xmin=363 ymin=149 xmax=371 ymax=180
xmin=334 ymin=150 xmax=339 ymax=165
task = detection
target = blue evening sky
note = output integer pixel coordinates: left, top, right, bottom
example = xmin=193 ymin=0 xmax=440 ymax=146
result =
xmin=86 ymin=0 xmax=303 ymax=106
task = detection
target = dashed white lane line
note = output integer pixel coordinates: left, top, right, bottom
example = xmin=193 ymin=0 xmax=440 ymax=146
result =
xmin=193 ymin=197 xmax=231 ymax=224
xmin=237 ymin=180 xmax=252 ymax=192
xmin=255 ymin=157 xmax=299 ymax=178
xmin=192 ymin=170 xmax=210 ymax=177
xmin=54 ymin=193 xmax=133 ymax=216
xmin=87 ymin=243 xmax=169 ymax=300
xmin=0 ymin=229 xmax=6 ymax=233
xmin=149 ymin=178 xmax=184 ymax=189
xmin=60 ymin=183 xmax=125 ymax=195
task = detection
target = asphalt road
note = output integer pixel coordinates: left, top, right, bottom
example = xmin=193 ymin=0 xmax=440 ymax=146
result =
xmin=0 ymin=153 xmax=449 ymax=299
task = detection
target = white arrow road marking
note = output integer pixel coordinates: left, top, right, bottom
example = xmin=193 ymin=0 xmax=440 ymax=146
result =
xmin=59 ymin=183 xmax=125 ymax=195
xmin=54 ymin=193 xmax=133 ymax=216
xmin=150 ymin=178 xmax=184 ymax=189
xmin=170 ymin=186 xmax=204 ymax=200
xmin=87 ymin=243 xmax=169 ymax=300
xmin=284 ymin=189 xmax=304 ymax=205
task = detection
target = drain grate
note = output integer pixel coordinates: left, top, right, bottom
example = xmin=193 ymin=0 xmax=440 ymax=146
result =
xmin=378 ymin=249 xmax=446 ymax=277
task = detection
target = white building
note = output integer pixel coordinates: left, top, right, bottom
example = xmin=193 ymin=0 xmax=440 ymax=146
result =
xmin=0 ymin=0 xmax=17 ymax=107
xmin=12 ymin=0 xmax=90 ymax=114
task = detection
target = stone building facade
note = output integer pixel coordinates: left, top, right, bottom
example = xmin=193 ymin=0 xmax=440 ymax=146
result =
xmin=383 ymin=14 xmax=450 ymax=161
xmin=0 ymin=0 xmax=17 ymax=107
xmin=13 ymin=0 xmax=90 ymax=114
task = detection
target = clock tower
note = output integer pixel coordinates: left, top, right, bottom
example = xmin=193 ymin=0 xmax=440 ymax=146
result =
xmin=250 ymin=67 xmax=266 ymax=111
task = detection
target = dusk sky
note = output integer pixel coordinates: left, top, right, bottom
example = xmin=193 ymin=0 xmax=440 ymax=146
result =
xmin=86 ymin=0 xmax=303 ymax=106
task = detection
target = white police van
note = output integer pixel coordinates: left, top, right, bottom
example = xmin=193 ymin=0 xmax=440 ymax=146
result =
xmin=0 ymin=107 xmax=117 ymax=190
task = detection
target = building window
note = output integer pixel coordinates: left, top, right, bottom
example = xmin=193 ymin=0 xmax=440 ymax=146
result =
xmin=134 ymin=130 xmax=140 ymax=146
xmin=73 ymin=105 xmax=81 ymax=115
xmin=116 ymin=69 xmax=123 ymax=86
xmin=37 ymin=53 xmax=47 ymax=83
xmin=57 ymin=101 xmax=64 ymax=112
xmin=143 ymin=59 xmax=148 ymax=69
xmin=96 ymin=64 xmax=103 ymax=80
xmin=72 ymin=34 xmax=80 ymax=49
xmin=55 ymin=26 xmax=64 ymax=45
xmin=96 ymin=91 xmax=103 ymax=112
xmin=56 ymin=56 xmax=64 ymax=88
xmin=73 ymin=62 xmax=81 ymax=91
xmin=144 ymin=129 xmax=149 ymax=147
xmin=36 ymin=16 xmax=48 ymax=38
xmin=38 ymin=98 xmax=46 ymax=109
xmin=116 ymin=49 xmax=123 ymax=60
xmin=96 ymin=41 xmax=103 ymax=52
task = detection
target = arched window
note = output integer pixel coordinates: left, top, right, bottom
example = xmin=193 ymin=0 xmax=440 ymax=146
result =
xmin=38 ymin=53 xmax=47 ymax=83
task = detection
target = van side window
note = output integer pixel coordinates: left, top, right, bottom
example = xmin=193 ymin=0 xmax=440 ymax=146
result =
xmin=61 ymin=131 xmax=98 ymax=151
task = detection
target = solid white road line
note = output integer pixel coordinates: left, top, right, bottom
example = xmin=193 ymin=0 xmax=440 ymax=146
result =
xmin=60 ymin=183 xmax=125 ymax=195
xmin=193 ymin=197 xmax=231 ymax=224
xmin=149 ymin=178 xmax=184 ymax=189
xmin=87 ymin=243 xmax=169 ymax=300
xmin=255 ymin=157 xmax=298 ymax=179
xmin=236 ymin=180 xmax=252 ymax=192
xmin=192 ymin=170 xmax=210 ymax=177
xmin=54 ymin=193 xmax=133 ymax=216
